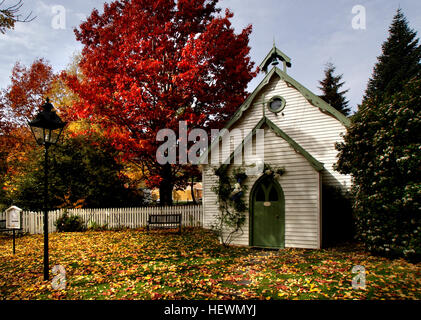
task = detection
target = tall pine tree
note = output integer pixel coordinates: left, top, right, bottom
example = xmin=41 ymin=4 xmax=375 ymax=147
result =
xmin=318 ymin=62 xmax=350 ymax=116
xmin=336 ymin=8 xmax=421 ymax=261
xmin=364 ymin=8 xmax=421 ymax=103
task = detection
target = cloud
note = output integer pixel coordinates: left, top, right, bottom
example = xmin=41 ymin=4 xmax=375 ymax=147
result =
xmin=1 ymin=0 xmax=420 ymax=114
xmin=221 ymin=0 xmax=421 ymax=112
xmin=0 ymin=0 xmax=88 ymax=89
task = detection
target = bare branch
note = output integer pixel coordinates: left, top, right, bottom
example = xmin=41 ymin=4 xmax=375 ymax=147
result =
xmin=0 ymin=0 xmax=36 ymax=34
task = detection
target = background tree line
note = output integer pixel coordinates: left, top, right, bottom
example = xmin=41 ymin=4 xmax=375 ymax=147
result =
xmin=0 ymin=2 xmax=419 ymax=260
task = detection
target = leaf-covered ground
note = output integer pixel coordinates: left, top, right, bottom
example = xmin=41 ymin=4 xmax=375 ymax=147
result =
xmin=0 ymin=228 xmax=419 ymax=300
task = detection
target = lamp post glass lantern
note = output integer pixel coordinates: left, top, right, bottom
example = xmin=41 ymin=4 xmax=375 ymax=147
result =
xmin=28 ymin=98 xmax=66 ymax=281
xmin=29 ymin=98 xmax=66 ymax=146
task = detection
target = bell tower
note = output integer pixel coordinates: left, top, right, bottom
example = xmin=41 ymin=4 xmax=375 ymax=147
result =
xmin=259 ymin=43 xmax=292 ymax=74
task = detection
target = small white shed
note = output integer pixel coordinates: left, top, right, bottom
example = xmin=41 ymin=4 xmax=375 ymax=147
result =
xmin=201 ymin=46 xmax=351 ymax=249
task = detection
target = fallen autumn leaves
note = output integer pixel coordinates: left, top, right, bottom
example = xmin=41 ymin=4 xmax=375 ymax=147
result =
xmin=0 ymin=228 xmax=419 ymax=300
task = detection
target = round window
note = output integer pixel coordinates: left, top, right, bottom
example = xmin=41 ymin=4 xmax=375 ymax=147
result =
xmin=268 ymin=96 xmax=286 ymax=113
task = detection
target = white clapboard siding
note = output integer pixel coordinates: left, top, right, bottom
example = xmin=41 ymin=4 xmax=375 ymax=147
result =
xmin=2 ymin=205 xmax=203 ymax=235
xmin=233 ymin=75 xmax=351 ymax=190
xmin=202 ymin=126 xmax=321 ymax=249
xmin=202 ymin=72 xmax=352 ymax=250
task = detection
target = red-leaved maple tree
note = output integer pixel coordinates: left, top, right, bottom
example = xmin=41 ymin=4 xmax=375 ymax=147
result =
xmin=64 ymin=0 xmax=256 ymax=205
xmin=0 ymin=59 xmax=55 ymax=176
xmin=1 ymin=58 xmax=54 ymax=132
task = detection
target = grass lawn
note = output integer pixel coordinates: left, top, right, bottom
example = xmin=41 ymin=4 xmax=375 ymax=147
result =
xmin=0 ymin=228 xmax=419 ymax=300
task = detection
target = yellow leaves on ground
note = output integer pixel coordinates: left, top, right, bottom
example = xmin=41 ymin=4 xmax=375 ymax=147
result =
xmin=0 ymin=228 xmax=420 ymax=300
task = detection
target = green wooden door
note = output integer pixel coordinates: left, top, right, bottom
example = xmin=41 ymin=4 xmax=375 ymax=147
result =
xmin=251 ymin=176 xmax=285 ymax=248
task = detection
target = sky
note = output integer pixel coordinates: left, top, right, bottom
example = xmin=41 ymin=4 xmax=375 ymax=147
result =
xmin=1 ymin=0 xmax=420 ymax=114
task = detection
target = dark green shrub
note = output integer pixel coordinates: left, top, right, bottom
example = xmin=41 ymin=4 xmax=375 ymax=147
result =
xmin=336 ymin=77 xmax=421 ymax=261
xmin=55 ymin=211 xmax=86 ymax=232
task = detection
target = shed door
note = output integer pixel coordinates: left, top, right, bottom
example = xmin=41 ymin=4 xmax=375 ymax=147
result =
xmin=251 ymin=176 xmax=285 ymax=248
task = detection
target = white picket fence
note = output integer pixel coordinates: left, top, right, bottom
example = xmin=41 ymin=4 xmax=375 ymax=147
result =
xmin=0 ymin=205 xmax=203 ymax=234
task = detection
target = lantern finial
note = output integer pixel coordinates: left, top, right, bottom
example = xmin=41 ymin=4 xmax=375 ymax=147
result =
xmin=28 ymin=98 xmax=66 ymax=146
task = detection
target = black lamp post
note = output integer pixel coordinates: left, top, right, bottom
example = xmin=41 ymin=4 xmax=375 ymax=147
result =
xmin=28 ymin=98 xmax=66 ymax=281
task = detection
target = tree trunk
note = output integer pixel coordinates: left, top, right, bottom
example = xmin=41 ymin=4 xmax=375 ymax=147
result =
xmin=190 ymin=177 xmax=197 ymax=204
xmin=159 ymin=164 xmax=173 ymax=206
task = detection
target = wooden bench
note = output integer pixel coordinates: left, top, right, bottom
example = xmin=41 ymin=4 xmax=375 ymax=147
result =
xmin=147 ymin=214 xmax=182 ymax=234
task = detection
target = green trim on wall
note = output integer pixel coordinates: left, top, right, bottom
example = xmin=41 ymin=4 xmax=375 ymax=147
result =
xmin=264 ymin=117 xmax=324 ymax=172
xmin=272 ymin=68 xmax=351 ymax=127
xmin=198 ymin=69 xmax=276 ymax=164
xmin=221 ymin=116 xmax=324 ymax=172
xmin=198 ymin=64 xmax=350 ymax=164
xmin=224 ymin=68 xmax=277 ymax=130
xmin=268 ymin=95 xmax=286 ymax=114
xmin=222 ymin=117 xmax=266 ymax=166
xmin=225 ymin=67 xmax=351 ymax=129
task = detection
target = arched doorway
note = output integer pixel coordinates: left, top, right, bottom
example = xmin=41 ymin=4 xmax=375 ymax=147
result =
xmin=250 ymin=175 xmax=285 ymax=248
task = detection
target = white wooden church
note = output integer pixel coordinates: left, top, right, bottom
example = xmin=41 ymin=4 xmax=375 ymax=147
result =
xmin=201 ymin=46 xmax=351 ymax=249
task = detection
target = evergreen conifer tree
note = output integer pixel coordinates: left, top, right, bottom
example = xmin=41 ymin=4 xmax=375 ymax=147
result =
xmin=318 ymin=62 xmax=351 ymax=116
xmin=336 ymin=8 xmax=421 ymax=261
xmin=364 ymin=8 xmax=421 ymax=103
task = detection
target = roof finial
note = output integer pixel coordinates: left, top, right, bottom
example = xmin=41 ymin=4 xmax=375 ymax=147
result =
xmin=42 ymin=97 xmax=53 ymax=112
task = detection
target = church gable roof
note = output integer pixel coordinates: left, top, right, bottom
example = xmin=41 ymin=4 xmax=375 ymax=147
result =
xmin=200 ymin=46 xmax=350 ymax=165
xmin=225 ymin=66 xmax=350 ymax=131
xmin=220 ymin=116 xmax=324 ymax=172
